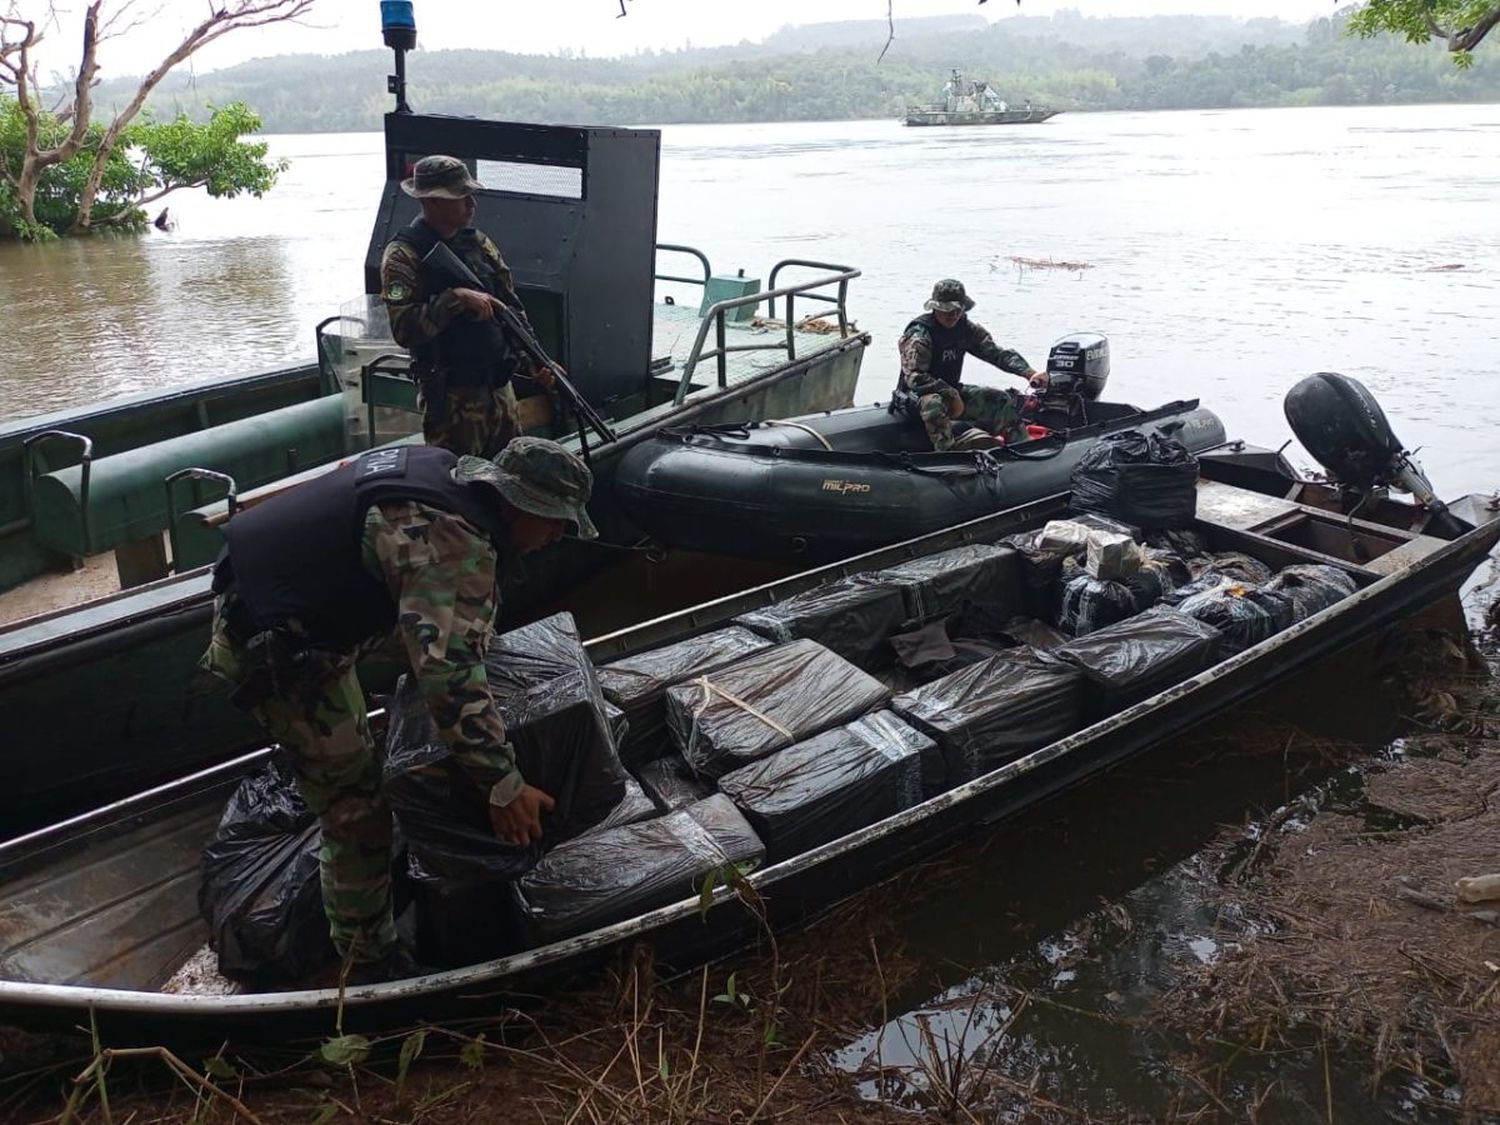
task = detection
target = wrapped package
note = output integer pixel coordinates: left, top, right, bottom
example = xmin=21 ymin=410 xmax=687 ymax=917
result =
xmin=996 ymin=616 xmax=1070 ymax=651
xmin=1069 ymin=512 xmax=1144 ymax=542
xmin=1174 ymin=582 xmax=1294 ymax=655
xmin=1266 ymin=564 xmax=1358 ymax=622
xmin=1070 ymin=429 xmax=1199 ymax=531
xmin=597 ymin=627 xmax=774 ymax=763
xmin=892 ymin=654 xmax=1085 ymax=792
xmin=1058 ymin=575 xmax=1137 ymax=636
xmin=1045 ymin=606 xmax=1222 ymax=719
xmin=665 ymin=639 xmax=890 ymax=780
xmin=1147 ymin=528 xmax=1210 ymax=561
xmin=603 ymin=701 xmax=630 ymax=749
xmin=1036 ymin=520 xmax=1093 ymax=554
xmin=1085 ymin=529 xmax=1143 ymax=581
xmin=512 ymin=794 xmax=765 ymax=946
xmin=199 ymin=759 xmax=334 ymax=984
xmin=588 ymin=776 xmax=658 ymax=835
xmin=860 ymin=543 xmax=1022 ymax=631
xmin=717 ymin=711 xmax=928 ymax=861
xmin=1190 ymin=551 xmax=1274 ymax=587
xmin=635 ymin=755 xmax=714 ymax=813
xmin=1003 ymin=530 xmax=1072 ymax=622
xmin=734 ymin=578 xmax=910 ymax=670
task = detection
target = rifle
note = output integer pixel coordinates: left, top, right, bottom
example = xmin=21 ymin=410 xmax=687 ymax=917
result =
xmin=421 ymin=241 xmax=619 ymax=451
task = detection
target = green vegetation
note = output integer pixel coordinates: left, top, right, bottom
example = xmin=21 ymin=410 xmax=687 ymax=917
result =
xmin=0 ymin=101 xmax=285 ymax=240
xmin=103 ymin=10 xmax=1500 ymax=134
xmin=1349 ymin=0 xmax=1500 ymax=65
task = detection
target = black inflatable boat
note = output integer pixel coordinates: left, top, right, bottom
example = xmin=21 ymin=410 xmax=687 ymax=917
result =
xmin=615 ymin=334 xmax=1228 ymax=562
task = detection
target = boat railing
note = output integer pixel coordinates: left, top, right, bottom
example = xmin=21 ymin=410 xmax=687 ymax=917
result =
xmin=674 ymin=260 xmax=861 ymax=406
xmin=653 ymin=243 xmax=713 ymax=292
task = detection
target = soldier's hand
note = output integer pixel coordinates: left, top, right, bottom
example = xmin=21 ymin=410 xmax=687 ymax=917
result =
xmin=452 ymin=288 xmax=497 ymax=321
xmin=489 ymin=784 xmax=556 ymax=846
xmin=1027 ymin=371 xmax=1050 ymax=391
xmin=533 ymin=363 xmax=559 ymax=391
xmin=948 ymin=395 xmax=965 ymax=418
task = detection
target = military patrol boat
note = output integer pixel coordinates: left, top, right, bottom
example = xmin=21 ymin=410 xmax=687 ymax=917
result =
xmin=0 ymin=5 xmax=866 ymax=834
xmin=904 ymin=69 xmax=1060 ymax=127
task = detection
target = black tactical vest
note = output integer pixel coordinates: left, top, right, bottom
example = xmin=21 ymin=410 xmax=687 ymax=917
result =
xmin=906 ymin=313 xmax=969 ymax=389
xmin=223 ymin=446 xmax=507 ymax=650
xmin=390 ymin=218 xmax=520 ymax=388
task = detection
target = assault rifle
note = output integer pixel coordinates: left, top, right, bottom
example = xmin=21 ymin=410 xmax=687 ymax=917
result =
xmin=421 ymin=242 xmax=619 ymax=451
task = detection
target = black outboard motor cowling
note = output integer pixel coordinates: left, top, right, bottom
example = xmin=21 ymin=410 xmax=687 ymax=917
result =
xmin=1045 ymin=333 xmax=1110 ymax=401
xmin=1283 ymin=372 xmax=1462 ymax=535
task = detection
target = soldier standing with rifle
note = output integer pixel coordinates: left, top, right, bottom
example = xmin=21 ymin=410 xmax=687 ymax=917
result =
xmin=379 ymin=154 xmax=555 ymax=458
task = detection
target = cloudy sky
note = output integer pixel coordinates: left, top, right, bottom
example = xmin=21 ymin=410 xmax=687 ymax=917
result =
xmin=31 ymin=0 xmax=1342 ymax=81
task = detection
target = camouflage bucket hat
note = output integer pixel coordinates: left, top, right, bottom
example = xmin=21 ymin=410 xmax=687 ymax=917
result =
xmin=400 ymin=154 xmax=483 ymax=200
xmin=454 ymin=437 xmax=599 ymax=540
xmin=924 ymin=278 xmax=975 ymax=313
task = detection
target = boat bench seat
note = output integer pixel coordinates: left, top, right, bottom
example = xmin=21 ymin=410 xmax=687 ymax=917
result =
xmin=30 ymin=396 xmax=348 ymax=561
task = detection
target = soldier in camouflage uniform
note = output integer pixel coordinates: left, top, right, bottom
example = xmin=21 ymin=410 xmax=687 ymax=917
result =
xmin=897 ymin=279 xmax=1047 ymax=451
xmin=199 ymin=437 xmax=597 ymax=981
xmin=379 ymin=155 xmax=555 ymax=459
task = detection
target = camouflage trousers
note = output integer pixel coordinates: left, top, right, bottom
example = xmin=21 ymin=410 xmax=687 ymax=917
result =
xmin=418 ymin=379 xmax=522 ymax=460
xmin=917 ymin=383 xmax=1024 ymax=451
xmin=200 ymin=604 xmax=397 ymax=964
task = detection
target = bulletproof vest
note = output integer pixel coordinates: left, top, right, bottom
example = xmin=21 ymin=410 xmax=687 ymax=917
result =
xmin=390 ymin=218 xmax=521 ymax=388
xmin=906 ymin=313 xmax=969 ymax=389
xmin=224 ymin=446 xmax=507 ymax=651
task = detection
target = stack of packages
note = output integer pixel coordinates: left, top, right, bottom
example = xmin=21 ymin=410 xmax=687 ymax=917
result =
xmin=733 ymin=578 xmax=910 ymax=670
xmin=511 ymin=794 xmax=764 ymax=946
xmin=596 ymin=626 xmax=773 ymax=763
xmin=1041 ymin=605 xmax=1222 ymax=720
xmin=635 ymin=755 xmax=714 ymax=812
xmin=1069 ymin=429 xmax=1199 ymax=532
xmin=859 ymin=543 xmax=1023 ymax=633
xmin=892 ymin=652 xmax=1085 ymax=795
xmin=384 ymin=612 xmax=638 ymax=965
xmin=717 ymin=710 xmax=931 ymax=861
xmin=664 ymin=638 xmax=891 ymax=780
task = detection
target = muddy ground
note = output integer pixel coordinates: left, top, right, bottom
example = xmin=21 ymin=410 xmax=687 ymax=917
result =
xmin=3 ymin=606 xmax=1498 ymax=1123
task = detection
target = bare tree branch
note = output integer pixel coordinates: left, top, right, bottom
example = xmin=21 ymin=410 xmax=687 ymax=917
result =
xmin=877 ymin=0 xmax=894 ymax=64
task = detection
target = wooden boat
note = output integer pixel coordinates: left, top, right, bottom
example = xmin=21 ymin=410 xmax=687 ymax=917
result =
xmin=1 ymin=382 xmax=1494 ymax=1041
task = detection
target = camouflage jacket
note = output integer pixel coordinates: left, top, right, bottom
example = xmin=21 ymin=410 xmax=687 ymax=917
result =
xmin=378 ymin=228 xmax=541 ymax=376
xmin=363 ymin=498 xmax=523 ymax=807
xmin=899 ymin=316 xmax=1032 ymax=393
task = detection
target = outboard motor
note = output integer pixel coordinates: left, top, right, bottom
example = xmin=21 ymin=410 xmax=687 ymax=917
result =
xmin=1045 ymin=332 xmax=1110 ymax=401
xmin=1283 ymin=372 xmax=1463 ymax=536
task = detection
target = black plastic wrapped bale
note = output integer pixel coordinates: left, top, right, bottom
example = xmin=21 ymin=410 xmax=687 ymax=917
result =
xmin=598 ymin=627 xmax=774 ymax=764
xmin=665 ymin=639 xmax=891 ymax=780
xmin=482 ymin=611 xmax=590 ymax=700
xmin=1147 ymin=527 xmax=1210 ymax=560
xmin=512 ymin=794 xmax=765 ymax=947
xmin=1162 ymin=572 xmax=1241 ymax=608
xmin=860 ymin=544 xmax=1023 ymax=632
xmin=1191 ymin=551 xmax=1275 ymax=587
xmin=1174 ymin=583 xmax=1295 ymax=656
xmin=733 ymin=578 xmax=910 ymax=670
xmin=588 ymin=776 xmax=658 ymax=835
xmin=603 ymin=701 xmax=630 ymax=749
xmin=1069 ymin=429 xmax=1199 ymax=531
xmin=635 ymin=755 xmax=714 ymax=812
xmin=199 ymin=759 xmax=334 ymax=985
xmin=1046 ymin=606 xmax=1222 ymax=719
xmin=1122 ymin=549 xmax=1188 ymax=613
xmin=892 ymin=654 xmax=1085 ymax=793
xmin=1058 ymin=575 xmax=1137 ymax=636
xmin=717 ymin=711 xmax=928 ymax=862
xmin=1267 ymin=564 xmax=1359 ymax=622
xmin=996 ymin=616 xmax=1070 ymax=651
xmin=385 ymin=666 xmax=627 ymax=844
xmin=1067 ymin=512 xmax=1143 ymax=542
xmin=1002 ymin=530 xmax=1073 ymax=622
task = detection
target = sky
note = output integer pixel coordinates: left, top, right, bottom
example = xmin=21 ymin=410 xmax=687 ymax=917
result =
xmin=25 ymin=0 xmax=1342 ymax=82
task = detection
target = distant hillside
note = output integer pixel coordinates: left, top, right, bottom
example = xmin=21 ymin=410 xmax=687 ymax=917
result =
xmin=83 ymin=11 xmax=1500 ymax=133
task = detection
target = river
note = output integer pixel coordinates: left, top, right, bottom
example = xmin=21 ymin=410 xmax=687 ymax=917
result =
xmin=2 ymin=103 xmax=1498 ymax=499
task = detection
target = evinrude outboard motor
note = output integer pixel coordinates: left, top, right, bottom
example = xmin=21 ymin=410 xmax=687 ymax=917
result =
xmin=1029 ymin=332 xmax=1110 ymax=428
xmin=1283 ymin=372 xmax=1463 ymax=536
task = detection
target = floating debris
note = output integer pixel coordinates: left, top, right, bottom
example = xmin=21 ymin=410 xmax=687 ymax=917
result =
xmin=1006 ymin=255 xmax=1095 ymax=273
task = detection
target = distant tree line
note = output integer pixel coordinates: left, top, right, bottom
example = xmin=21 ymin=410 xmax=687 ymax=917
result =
xmin=92 ymin=10 xmax=1500 ymax=134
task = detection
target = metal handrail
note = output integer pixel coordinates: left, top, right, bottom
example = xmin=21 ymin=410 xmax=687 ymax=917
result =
xmin=674 ymin=266 xmax=861 ymax=405
xmin=767 ymin=257 xmax=857 ymax=359
xmin=653 ymin=243 xmax=713 ymax=289
xmin=165 ymin=468 xmax=238 ymax=572
xmin=22 ymin=430 xmax=93 ymax=555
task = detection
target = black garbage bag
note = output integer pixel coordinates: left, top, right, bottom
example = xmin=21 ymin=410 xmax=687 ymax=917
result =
xmin=860 ymin=544 xmax=1023 ymax=632
xmin=1058 ymin=574 xmax=1137 ymax=636
xmin=717 ymin=711 xmax=929 ymax=861
xmin=635 ymin=754 xmax=715 ymax=813
xmin=1002 ymin=530 xmax=1072 ymax=623
xmin=1146 ymin=527 xmax=1211 ymax=561
xmin=734 ymin=578 xmax=910 ymax=671
xmin=1191 ymin=551 xmax=1275 ymax=587
xmin=1266 ymin=564 xmax=1359 ymax=622
xmin=1045 ymin=606 xmax=1222 ymax=719
xmin=1174 ymin=582 xmax=1295 ymax=655
xmin=598 ymin=627 xmax=775 ymax=764
xmin=892 ymin=653 xmax=1085 ymax=793
xmin=1122 ymin=549 xmax=1189 ymax=612
xmin=665 ymin=639 xmax=890 ymax=780
xmin=199 ymin=758 xmax=334 ymax=984
xmin=1070 ymin=429 xmax=1199 ymax=531
xmin=512 ymin=795 xmax=766 ymax=947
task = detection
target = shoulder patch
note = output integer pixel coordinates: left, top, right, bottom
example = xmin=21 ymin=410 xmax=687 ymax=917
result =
xmin=385 ymin=280 xmax=410 ymax=303
xmin=358 ymin=447 xmax=408 ymax=480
